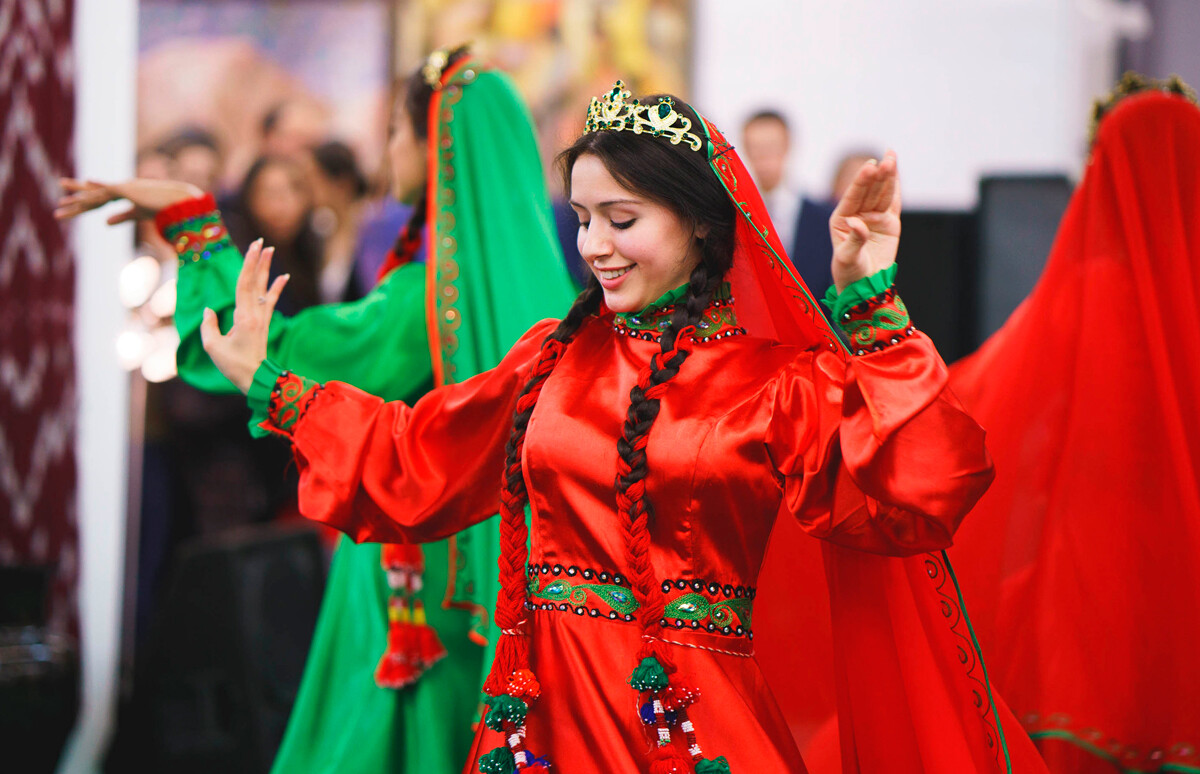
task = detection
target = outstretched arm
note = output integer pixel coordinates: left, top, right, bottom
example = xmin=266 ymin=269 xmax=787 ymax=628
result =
xmin=58 ymin=181 xmax=432 ymax=402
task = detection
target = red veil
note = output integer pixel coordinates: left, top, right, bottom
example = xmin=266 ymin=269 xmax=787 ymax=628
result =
xmin=696 ymin=118 xmax=1047 ymax=772
xmin=946 ymin=90 xmax=1200 ymax=772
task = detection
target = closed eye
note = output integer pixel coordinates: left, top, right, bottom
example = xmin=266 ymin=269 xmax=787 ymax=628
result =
xmin=611 ymin=219 xmax=635 ymax=230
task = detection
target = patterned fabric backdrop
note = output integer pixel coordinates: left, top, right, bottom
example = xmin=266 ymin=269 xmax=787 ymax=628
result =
xmin=0 ymin=0 xmax=78 ymax=638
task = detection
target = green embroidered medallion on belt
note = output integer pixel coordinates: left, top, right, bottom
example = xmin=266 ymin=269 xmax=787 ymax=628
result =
xmin=525 ymin=564 xmax=755 ymax=637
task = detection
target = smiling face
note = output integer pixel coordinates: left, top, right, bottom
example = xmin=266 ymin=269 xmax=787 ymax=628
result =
xmin=569 ymin=153 xmax=705 ymax=313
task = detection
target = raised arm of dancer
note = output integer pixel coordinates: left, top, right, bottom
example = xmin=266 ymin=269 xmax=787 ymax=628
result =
xmin=56 ymin=181 xmax=432 ymax=404
xmin=766 ymin=151 xmax=994 ymax=555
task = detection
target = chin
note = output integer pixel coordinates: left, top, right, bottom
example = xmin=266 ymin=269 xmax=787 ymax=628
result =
xmin=600 ymin=289 xmax=644 ymax=315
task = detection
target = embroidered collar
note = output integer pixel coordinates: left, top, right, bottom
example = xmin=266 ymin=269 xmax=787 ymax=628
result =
xmin=612 ymin=282 xmax=746 ymax=343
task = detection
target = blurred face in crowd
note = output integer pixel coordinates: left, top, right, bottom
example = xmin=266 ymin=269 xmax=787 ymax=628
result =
xmin=387 ymin=100 xmax=427 ymax=204
xmin=570 ymin=153 xmax=705 ymax=314
xmin=247 ymin=159 xmax=311 ymax=245
xmin=263 ymin=101 xmax=328 ymax=159
xmin=832 ymin=153 xmax=876 ymax=202
xmin=172 ymin=144 xmax=222 ymax=193
xmin=742 ymin=116 xmax=790 ymax=194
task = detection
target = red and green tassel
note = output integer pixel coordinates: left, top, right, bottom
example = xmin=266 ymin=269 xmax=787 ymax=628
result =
xmin=630 ymin=656 xmax=732 ymax=773
xmin=374 ymin=543 xmax=446 ymax=689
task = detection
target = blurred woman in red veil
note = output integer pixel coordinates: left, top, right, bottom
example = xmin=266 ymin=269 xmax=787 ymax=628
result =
xmin=948 ymin=75 xmax=1200 ymax=773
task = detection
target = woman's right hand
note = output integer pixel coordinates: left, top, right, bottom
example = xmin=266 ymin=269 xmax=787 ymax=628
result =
xmin=54 ymin=178 xmax=205 ymax=225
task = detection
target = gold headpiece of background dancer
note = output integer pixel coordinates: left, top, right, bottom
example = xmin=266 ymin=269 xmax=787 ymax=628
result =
xmin=1088 ymin=71 xmax=1198 ymax=147
xmin=584 ymin=80 xmax=704 ymax=151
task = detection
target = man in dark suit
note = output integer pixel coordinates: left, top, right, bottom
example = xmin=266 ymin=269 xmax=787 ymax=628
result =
xmin=741 ymin=110 xmax=835 ymax=300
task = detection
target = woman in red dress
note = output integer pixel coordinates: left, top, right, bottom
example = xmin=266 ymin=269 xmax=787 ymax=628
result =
xmin=948 ymin=78 xmax=1200 ymax=773
xmin=193 ymin=83 xmax=1047 ymax=773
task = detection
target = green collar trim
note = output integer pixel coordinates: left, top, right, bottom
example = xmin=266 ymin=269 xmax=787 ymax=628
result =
xmin=613 ymin=282 xmax=744 ymax=343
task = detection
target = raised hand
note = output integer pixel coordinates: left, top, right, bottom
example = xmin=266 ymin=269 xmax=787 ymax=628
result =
xmin=198 ymin=239 xmax=289 ymax=394
xmin=829 ymin=150 xmax=901 ymax=293
xmin=54 ymin=178 xmax=203 ymax=225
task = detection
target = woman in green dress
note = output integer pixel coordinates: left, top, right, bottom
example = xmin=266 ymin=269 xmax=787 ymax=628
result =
xmin=58 ymin=47 xmax=577 ymax=773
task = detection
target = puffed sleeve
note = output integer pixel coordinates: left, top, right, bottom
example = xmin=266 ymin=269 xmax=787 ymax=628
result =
xmin=254 ymin=318 xmax=560 ymax=546
xmin=766 ymin=275 xmax=994 ymax=556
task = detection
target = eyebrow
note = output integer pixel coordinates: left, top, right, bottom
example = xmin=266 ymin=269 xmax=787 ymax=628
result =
xmin=568 ymin=198 xmax=642 ymax=209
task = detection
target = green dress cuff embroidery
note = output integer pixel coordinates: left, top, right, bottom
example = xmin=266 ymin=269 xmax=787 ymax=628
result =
xmin=157 ymin=193 xmax=235 ymax=267
xmin=246 ymin=359 xmax=285 ymax=438
xmin=823 ymin=265 xmax=915 ymax=355
xmin=248 ymin=360 xmax=323 ymax=438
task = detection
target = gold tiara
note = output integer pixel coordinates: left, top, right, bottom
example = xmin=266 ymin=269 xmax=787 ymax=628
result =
xmin=1089 ymin=71 xmax=1198 ymax=146
xmin=584 ymin=80 xmax=703 ymax=152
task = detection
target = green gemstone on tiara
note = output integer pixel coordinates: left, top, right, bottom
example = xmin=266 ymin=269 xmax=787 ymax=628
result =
xmin=584 ymin=79 xmax=703 ymax=152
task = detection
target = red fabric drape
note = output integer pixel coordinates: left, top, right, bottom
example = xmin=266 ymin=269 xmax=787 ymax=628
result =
xmin=0 ymin=1 xmax=78 ymax=638
xmin=948 ymin=91 xmax=1200 ymax=773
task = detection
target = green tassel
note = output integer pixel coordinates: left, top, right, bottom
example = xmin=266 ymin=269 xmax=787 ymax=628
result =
xmin=478 ymin=746 xmax=516 ymax=774
xmin=483 ymin=694 xmax=528 ymax=732
xmin=628 ymin=656 xmax=670 ymax=691
xmin=695 ymin=757 xmax=731 ymax=774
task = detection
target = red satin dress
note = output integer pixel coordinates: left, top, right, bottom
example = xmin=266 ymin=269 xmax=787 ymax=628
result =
xmin=947 ymin=90 xmax=1200 ymax=773
xmin=268 ymin=285 xmax=995 ymax=772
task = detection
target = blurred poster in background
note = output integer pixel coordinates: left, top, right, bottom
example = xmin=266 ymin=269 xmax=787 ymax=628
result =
xmin=138 ymin=0 xmax=392 ymax=190
xmin=394 ymin=0 xmax=693 ymax=185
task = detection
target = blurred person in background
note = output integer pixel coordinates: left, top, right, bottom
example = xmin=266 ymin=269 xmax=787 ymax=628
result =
xmin=261 ymin=99 xmax=330 ymax=160
xmin=228 ymin=155 xmax=323 ymax=314
xmin=58 ymin=46 xmax=577 ymax=774
xmin=158 ymin=126 xmax=225 ymax=194
xmin=830 ymin=148 xmax=883 ymax=202
xmin=741 ymin=109 xmax=835 ymax=298
xmin=307 ymin=140 xmax=368 ymax=304
xmin=948 ymin=75 xmax=1200 ymax=774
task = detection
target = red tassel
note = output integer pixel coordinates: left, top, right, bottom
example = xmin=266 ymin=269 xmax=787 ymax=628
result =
xmin=375 ymin=598 xmax=420 ymax=688
xmin=375 ymin=545 xmax=444 ymax=689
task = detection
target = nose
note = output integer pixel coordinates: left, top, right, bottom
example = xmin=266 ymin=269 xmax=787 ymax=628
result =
xmin=578 ymin=221 xmax=611 ymax=264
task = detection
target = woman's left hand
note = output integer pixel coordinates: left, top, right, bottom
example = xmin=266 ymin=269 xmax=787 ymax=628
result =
xmin=198 ymin=238 xmax=289 ymax=394
xmin=829 ymin=150 xmax=901 ymax=293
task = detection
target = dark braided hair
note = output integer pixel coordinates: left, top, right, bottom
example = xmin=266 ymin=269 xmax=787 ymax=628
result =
xmin=481 ymin=95 xmax=737 ymax=704
xmin=389 ymin=45 xmax=473 ymax=265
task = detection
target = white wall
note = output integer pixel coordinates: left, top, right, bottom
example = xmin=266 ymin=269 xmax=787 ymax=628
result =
xmin=693 ymin=0 xmax=1141 ymax=207
xmin=58 ymin=0 xmax=137 ymax=772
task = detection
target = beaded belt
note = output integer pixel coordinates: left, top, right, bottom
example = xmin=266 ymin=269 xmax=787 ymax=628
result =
xmin=524 ymin=563 xmax=755 ymax=639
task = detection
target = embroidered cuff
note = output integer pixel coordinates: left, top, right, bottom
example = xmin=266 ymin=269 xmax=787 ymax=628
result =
xmin=246 ymin=359 xmax=323 ymax=438
xmin=823 ymin=265 xmax=914 ymax=355
xmin=247 ymin=359 xmax=284 ymax=438
xmin=156 ymin=193 xmax=235 ymax=267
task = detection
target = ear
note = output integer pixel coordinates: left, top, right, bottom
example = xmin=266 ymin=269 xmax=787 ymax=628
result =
xmin=694 ymin=222 xmax=711 ymax=240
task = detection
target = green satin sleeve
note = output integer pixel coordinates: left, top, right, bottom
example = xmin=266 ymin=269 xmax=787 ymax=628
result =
xmin=167 ymin=200 xmax=433 ymax=405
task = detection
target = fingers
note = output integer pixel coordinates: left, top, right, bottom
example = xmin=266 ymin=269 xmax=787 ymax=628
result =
xmin=863 ymin=151 xmax=899 ymax=212
xmin=255 ymin=245 xmax=276 ymax=299
xmin=234 ymin=239 xmax=265 ymax=308
xmin=59 ymin=178 xmax=102 ymax=193
xmin=106 ymin=207 xmax=139 ymax=226
xmin=841 ymin=216 xmax=870 ymax=248
xmin=264 ymin=273 xmax=290 ymax=310
xmin=832 ymin=160 xmax=875 ymax=219
xmin=199 ymin=307 xmax=223 ymax=352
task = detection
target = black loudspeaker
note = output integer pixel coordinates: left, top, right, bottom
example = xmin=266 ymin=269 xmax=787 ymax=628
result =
xmin=975 ymin=174 xmax=1074 ymax=342
xmin=141 ymin=525 xmax=326 ymax=774
xmin=893 ymin=209 xmax=978 ymax=362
